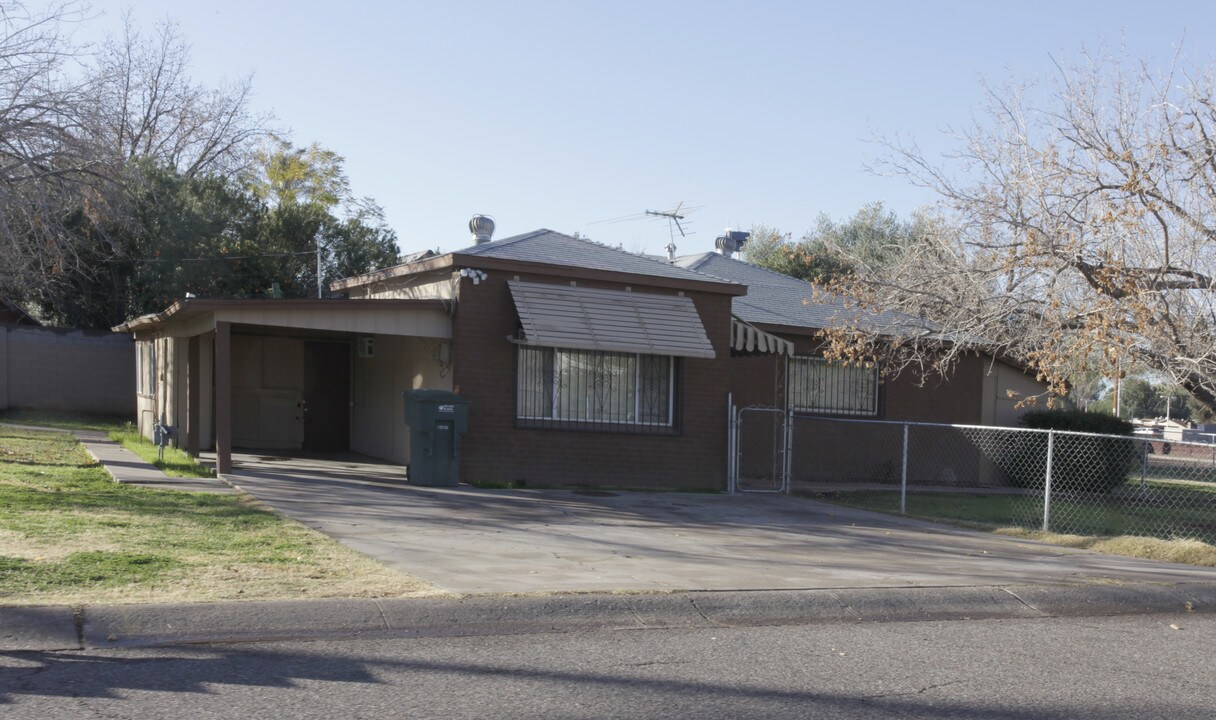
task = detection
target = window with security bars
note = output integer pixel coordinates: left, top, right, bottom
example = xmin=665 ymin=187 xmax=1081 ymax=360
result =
xmin=517 ymin=346 xmax=674 ymax=429
xmin=787 ymin=356 xmax=878 ymax=416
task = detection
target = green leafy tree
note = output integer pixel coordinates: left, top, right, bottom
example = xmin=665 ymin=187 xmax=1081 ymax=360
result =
xmin=251 ymin=135 xmax=350 ymax=209
xmin=744 ymin=203 xmax=924 ymax=284
xmin=247 ymin=139 xmax=398 ymax=298
xmin=1120 ymin=379 xmax=1160 ymax=420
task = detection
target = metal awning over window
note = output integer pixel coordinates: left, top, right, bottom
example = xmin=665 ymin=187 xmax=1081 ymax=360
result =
xmin=731 ymin=316 xmax=795 ymax=356
xmin=507 ymin=280 xmax=716 ymax=359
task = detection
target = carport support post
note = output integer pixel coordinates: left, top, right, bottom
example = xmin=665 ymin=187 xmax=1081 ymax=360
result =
xmin=1042 ymin=430 xmax=1054 ymax=532
xmin=186 ymin=335 xmax=200 ymax=457
xmin=215 ymin=321 xmax=232 ymax=475
xmin=900 ymin=423 xmax=909 ymax=514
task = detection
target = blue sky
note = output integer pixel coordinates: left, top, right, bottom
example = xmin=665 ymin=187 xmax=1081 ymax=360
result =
xmin=82 ymin=1 xmax=1214 ymax=256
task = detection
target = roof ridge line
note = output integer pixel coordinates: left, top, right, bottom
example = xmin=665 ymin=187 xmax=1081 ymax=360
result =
xmin=462 ymin=228 xmax=550 ymax=254
xmin=688 ymin=252 xmax=829 ymax=290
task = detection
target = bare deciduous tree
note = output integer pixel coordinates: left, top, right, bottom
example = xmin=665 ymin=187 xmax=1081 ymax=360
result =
xmin=821 ymin=47 xmax=1216 ymax=412
xmin=82 ymin=14 xmax=271 ymax=178
xmin=0 ymin=1 xmax=102 ymax=312
xmin=0 ymin=3 xmax=277 ymax=325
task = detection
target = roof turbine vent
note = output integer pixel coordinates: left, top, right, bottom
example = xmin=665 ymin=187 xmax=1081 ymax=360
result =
xmin=470 ymin=214 xmax=496 ymax=244
xmin=715 ymin=229 xmax=750 ymax=257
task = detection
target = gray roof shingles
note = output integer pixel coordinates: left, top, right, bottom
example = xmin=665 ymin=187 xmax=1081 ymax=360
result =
xmin=674 ymin=252 xmax=922 ymax=334
xmin=456 ymin=230 xmax=740 ymax=287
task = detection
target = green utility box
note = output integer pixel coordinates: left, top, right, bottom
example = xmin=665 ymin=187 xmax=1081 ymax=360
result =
xmin=403 ymin=389 xmax=469 ymax=487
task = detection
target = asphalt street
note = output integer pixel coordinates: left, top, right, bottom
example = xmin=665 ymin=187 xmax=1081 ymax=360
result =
xmin=2 ymin=613 xmax=1211 ymax=719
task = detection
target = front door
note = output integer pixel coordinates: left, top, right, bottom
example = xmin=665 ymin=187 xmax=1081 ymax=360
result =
xmin=303 ymin=341 xmax=351 ymax=452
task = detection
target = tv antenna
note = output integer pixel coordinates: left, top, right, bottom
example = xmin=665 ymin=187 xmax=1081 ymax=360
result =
xmin=590 ymin=201 xmax=700 ymax=246
xmin=646 ymin=202 xmax=690 ymax=239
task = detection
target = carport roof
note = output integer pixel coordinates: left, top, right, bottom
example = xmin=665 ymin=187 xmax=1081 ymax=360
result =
xmin=113 ymin=298 xmax=451 ymax=337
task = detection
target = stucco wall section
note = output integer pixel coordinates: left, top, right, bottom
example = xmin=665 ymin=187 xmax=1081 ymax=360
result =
xmin=1 ymin=325 xmax=135 ymax=416
xmin=350 ymin=334 xmax=453 ymax=464
xmin=347 ymin=270 xmax=457 ymax=301
xmin=982 ymin=358 xmax=1047 ymax=427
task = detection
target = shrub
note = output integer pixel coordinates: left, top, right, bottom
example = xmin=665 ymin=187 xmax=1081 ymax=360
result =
xmin=1019 ymin=409 xmax=1133 ymax=435
xmin=997 ymin=410 xmax=1138 ymax=494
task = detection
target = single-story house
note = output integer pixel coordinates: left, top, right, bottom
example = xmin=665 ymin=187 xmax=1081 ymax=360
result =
xmin=114 ymin=219 xmax=1047 ymax=490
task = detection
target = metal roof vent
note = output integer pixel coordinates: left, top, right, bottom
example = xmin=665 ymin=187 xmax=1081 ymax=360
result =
xmin=715 ymin=229 xmax=750 ymax=257
xmin=470 ymin=214 xmax=496 ymax=244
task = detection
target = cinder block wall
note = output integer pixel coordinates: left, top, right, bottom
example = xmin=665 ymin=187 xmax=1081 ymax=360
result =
xmin=1 ymin=325 xmax=136 ymax=417
xmin=450 ymin=272 xmax=734 ymax=491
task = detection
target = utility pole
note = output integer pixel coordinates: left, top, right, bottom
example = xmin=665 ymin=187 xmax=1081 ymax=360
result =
xmin=316 ymin=231 xmax=323 ymax=299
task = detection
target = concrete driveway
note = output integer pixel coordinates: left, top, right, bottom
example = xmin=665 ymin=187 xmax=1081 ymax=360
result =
xmin=220 ymin=453 xmax=1216 ymax=594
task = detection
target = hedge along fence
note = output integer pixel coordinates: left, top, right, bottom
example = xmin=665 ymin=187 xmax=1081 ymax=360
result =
xmin=996 ymin=410 xmax=1140 ymax=495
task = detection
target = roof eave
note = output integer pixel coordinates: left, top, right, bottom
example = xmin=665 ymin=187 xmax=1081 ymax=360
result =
xmin=330 ymin=253 xmax=456 ymax=291
xmin=451 ymin=253 xmax=748 ymax=296
xmin=112 ymin=298 xmax=451 ymax=334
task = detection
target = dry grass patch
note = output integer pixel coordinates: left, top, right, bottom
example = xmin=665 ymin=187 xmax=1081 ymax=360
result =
xmin=0 ymin=426 xmax=437 ymax=606
xmin=995 ymin=527 xmax=1216 ymax=567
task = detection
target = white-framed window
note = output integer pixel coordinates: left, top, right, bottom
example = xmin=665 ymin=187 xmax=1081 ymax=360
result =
xmin=787 ymin=356 xmax=878 ymax=416
xmin=137 ymin=340 xmax=157 ymax=397
xmin=517 ymin=346 xmax=674 ymax=428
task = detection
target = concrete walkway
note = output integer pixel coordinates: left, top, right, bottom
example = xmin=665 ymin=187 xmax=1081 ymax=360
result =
xmin=219 ymin=454 xmax=1216 ymax=595
xmin=1 ymin=422 xmax=233 ymax=494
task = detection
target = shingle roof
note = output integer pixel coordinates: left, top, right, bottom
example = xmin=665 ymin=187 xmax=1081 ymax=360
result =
xmin=673 ymin=252 xmax=925 ymax=334
xmin=456 ymin=230 xmax=740 ymax=287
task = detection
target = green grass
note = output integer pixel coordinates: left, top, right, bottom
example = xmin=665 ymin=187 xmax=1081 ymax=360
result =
xmin=0 ymin=408 xmax=130 ymax=433
xmin=803 ymin=490 xmax=1021 ymax=529
xmin=0 ymin=426 xmax=431 ymax=605
xmin=108 ymin=429 xmax=215 ymax=479
xmin=0 ymin=552 xmax=183 ymax=593
xmin=0 ymin=409 xmax=216 ymax=479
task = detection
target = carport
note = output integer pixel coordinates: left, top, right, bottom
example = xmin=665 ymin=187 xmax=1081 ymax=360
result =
xmin=114 ymin=298 xmax=452 ymax=474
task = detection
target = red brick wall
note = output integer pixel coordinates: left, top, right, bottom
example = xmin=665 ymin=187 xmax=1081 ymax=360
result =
xmin=883 ymin=354 xmax=984 ymax=425
xmin=730 ymin=331 xmax=985 ymax=424
xmin=450 ymin=271 xmax=734 ymax=490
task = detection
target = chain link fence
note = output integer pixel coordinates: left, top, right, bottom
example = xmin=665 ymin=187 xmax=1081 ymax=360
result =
xmin=790 ymin=416 xmax=1216 ymax=544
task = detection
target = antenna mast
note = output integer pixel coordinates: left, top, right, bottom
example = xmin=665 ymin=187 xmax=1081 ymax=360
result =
xmin=645 ymin=203 xmax=687 ymax=238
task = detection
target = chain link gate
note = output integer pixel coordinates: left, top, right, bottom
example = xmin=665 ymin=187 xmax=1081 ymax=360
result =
xmin=728 ymin=403 xmax=791 ymax=493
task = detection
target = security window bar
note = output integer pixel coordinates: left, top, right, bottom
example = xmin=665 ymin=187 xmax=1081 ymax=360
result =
xmin=517 ymin=346 xmax=674 ymax=430
xmin=787 ymin=356 xmax=878 ymax=416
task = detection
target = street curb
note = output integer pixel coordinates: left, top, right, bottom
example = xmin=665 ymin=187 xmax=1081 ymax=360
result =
xmin=0 ymin=605 xmax=81 ymax=651
xmin=2 ymin=582 xmax=1212 ymax=651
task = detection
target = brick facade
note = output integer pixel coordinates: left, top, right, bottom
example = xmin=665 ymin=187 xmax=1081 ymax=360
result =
xmin=731 ymin=330 xmax=987 ymax=424
xmin=450 ymin=270 xmax=734 ymax=490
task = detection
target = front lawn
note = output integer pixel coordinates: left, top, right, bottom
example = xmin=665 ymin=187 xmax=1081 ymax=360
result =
xmin=0 ymin=426 xmax=435 ymax=605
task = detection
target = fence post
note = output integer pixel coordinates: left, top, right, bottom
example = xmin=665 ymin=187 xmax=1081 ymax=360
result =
xmin=900 ymin=423 xmax=909 ymax=514
xmin=726 ymin=394 xmax=735 ymax=495
xmin=784 ymin=406 xmax=793 ymax=495
xmin=1042 ymin=430 xmax=1054 ymax=532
